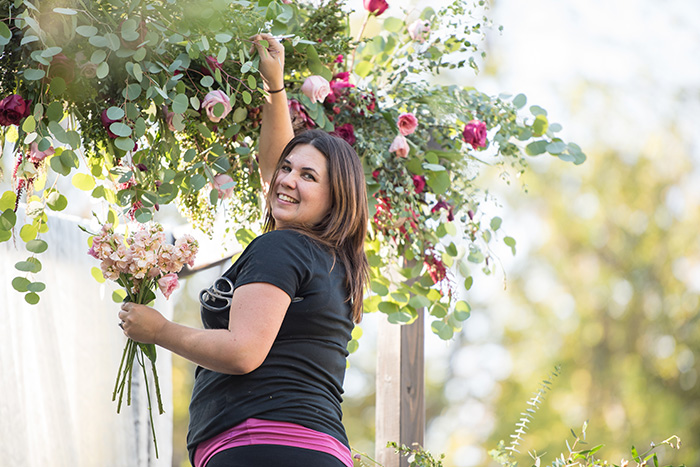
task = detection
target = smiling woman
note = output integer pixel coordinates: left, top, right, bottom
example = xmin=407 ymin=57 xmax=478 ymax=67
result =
xmin=118 ymin=35 xmax=370 ymax=467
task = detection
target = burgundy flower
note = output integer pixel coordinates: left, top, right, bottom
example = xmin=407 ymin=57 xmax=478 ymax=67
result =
xmin=334 ymin=54 xmax=344 ymax=64
xmin=462 ymin=119 xmax=487 ymax=149
xmin=101 ymin=109 xmax=120 ymax=138
xmin=0 ymin=94 xmax=32 ymax=126
xmin=288 ymin=99 xmax=315 ymax=130
xmin=431 ymin=200 xmax=454 ymax=221
xmin=332 ymin=123 xmax=356 ymax=145
xmin=412 ymin=175 xmax=426 ymax=194
xmin=203 ymin=56 xmax=223 ymax=76
xmin=372 ymin=170 xmax=380 ymax=180
xmin=424 ymin=253 xmax=447 ymax=284
xmin=363 ymin=0 xmax=389 ymax=16
xmin=48 ymin=53 xmax=75 ymax=85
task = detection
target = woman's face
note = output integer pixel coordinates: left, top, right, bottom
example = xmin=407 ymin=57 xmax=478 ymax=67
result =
xmin=271 ymin=144 xmax=332 ymax=228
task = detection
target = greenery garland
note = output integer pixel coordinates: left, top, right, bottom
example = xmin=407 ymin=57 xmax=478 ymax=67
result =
xmin=0 ymin=0 xmax=585 ymax=342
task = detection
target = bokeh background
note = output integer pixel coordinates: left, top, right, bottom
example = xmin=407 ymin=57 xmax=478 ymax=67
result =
xmin=150 ymin=0 xmax=700 ymax=465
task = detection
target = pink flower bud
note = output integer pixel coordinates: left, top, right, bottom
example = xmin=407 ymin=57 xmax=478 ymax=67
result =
xmin=407 ymin=20 xmax=430 ymax=43
xmin=158 ymin=273 xmax=179 ymax=299
xmin=389 ymin=134 xmax=410 ymax=158
xmin=29 ymin=142 xmax=55 ymax=163
xmin=301 ymin=75 xmax=331 ymax=104
xmin=212 ymin=174 xmax=235 ymax=199
xmin=363 ymin=0 xmax=389 ymax=16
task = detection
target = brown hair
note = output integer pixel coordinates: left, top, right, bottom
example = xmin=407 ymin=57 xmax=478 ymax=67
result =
xmin=263 ymin=130 xmax=369 ymax=323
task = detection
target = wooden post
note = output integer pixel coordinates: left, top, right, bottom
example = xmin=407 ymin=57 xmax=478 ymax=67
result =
xmin=375 ymin=308 xmax=425 ymax=467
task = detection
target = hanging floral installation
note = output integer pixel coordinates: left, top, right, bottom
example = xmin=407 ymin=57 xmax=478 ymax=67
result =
xmin=0 ymin=0 xmax=585 ymax=342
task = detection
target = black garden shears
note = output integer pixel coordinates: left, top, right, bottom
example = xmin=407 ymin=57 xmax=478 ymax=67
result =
xmin=199 ymin=276 xmax=234 ymax=313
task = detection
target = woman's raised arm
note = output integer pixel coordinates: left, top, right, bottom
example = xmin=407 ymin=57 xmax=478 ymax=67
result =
xmin=253 ymin=34 xmax=295 ymax=190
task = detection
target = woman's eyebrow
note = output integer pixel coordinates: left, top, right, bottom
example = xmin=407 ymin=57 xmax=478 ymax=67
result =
xmin=283 ymin=158 xmax=320 ymax=175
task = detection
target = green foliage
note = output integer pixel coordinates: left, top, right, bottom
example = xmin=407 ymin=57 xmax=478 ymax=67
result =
xmin=1 ymin=0 xmax=584 ymax=336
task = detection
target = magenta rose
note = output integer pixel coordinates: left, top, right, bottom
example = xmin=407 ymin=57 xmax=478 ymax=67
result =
xmin=397 ymin=112 xmax=418 ymax=136
xmin=301 ymin=75 xmax=331 ymax=104
xmin=202 ymin=90 xmax=232 ymax=123
xmin=462 ymin=119 xmax=487 ymax=149
xmin=0 ymin=94 xmax=32 ymax=126
xmin=389 ymin=134 xmax=409 ymax=158
xmin=412 ymin=175 xmax=426 ymax=194
xmin=363 ymin=0 xmax=389 ymax=16
xmin=332 ymin=123 xmax=356 ymax=145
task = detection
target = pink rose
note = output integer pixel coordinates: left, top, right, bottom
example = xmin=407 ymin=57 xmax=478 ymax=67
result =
xmin=412 ymin=175 xmax=426 ymax=194
xmin=100 ymin=109 xmax=120 ymax=138
xmin=397 ymin=112 xmax=418 ymax=136
xmin=158 ymin=273 xmax=179 ymax=299
xmin=462 ymin=119 xmax=487 ymax=149
xmin=331 ymin=123 xmax=356 ymax=145
xmin=0 ymin=94 xmax=32 ymax=126
xmin=301 ymin=75 xmax=331 ymax=104
xmin=80 ymin=62 xmax=98 ymax=79
xmin=407 ymin=20 xmax=430 ymax=43
xmin=202 ymin=90 xmax=232 ymax=123
xmin=363 ymin=0 xmax=389 ymax=16
xmin=29 ymin=142 xmax=55 ymax=163
xmin=212 ymin=174 xmax=235 ymax=199
xmin=389 ymin=134 xmax=409 ymax=158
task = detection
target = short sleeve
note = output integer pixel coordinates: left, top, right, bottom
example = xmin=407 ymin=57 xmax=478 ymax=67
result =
xmin=227 ymin=230 xmax=313 ymax=300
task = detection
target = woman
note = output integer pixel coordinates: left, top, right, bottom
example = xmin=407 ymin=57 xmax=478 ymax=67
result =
xmin=117 ymin=35 xmax=369 ymax=467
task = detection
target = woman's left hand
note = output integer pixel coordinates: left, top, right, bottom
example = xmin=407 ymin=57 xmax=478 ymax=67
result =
xmin=118 ymin=302 xmax=168 ymax=344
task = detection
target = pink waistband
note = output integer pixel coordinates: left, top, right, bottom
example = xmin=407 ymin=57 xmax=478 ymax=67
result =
xmin=194 ymin=418 xmax=353 ymax=467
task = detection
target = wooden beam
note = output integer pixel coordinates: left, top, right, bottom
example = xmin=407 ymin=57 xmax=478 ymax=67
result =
xmin=375 ymin=309 xmax=425 ymax=467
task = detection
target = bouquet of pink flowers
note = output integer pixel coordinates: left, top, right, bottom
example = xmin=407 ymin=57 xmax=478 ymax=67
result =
xmin=87 ymin=222 xmax=198 ymax=456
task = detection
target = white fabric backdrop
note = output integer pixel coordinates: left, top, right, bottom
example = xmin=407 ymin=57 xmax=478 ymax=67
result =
xmin=0 ymin=209 xmax=172 ymax=466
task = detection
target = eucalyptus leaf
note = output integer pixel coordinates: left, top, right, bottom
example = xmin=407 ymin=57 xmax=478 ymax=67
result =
xmin=76 ymin=25 xmax=98 ymax=37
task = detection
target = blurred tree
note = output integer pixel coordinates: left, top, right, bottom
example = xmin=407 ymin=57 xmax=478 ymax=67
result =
xmin=469 ymin=126 xmax=699 ymax=466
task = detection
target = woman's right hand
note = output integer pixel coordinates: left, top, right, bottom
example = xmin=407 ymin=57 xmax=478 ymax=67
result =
xmin=252 ymin=33 xmax=285 ymax=92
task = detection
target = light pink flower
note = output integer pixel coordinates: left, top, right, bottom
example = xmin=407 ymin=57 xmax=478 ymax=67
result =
xmin=162 ymin=105 xmax=176 ymax=131
xmin=462 ymin=119 xmax=487 ymax=149
xmin=407 ymin=20 xmax=430 ymax=43
xmin=158 ymin=273 xmax=179 ymax=299
xmin=202 ymin=90 xmax=232 ymax=123
xmin=363 ymin=0 xmax=388 ymax=16
xmin=212 ymin=174 xmax=235 ymax=199
xmin=301 ymin=75 xmax=331 ymax=104
xmin=397 ymin=112 xmax=418 ymax=136
xmin=29 ymin=142 xmax=54 ymax=163
xmin=389 ymin=134 xmax=409 ymax=158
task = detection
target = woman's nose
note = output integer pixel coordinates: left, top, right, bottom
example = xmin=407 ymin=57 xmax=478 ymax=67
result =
xmin=280 ymin=171 xmax=297 ymax=188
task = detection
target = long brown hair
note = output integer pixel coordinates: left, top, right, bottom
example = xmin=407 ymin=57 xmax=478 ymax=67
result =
xmin=263 ymin=130 xmax=369 ymax=323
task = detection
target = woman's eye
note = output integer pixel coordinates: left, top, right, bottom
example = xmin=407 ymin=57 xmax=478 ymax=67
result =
xmin=302 ymin=173 xmax=315 ymax=181
xmin=281 ymin=166 xmax=291 ymax=172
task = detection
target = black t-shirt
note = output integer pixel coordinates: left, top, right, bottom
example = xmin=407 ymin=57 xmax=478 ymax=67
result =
xmin=186 ymin=229 xmax=354 ymax=462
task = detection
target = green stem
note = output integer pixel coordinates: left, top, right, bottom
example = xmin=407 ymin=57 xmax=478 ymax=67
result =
xmin=136 ymin=348 xmax=160 ymax=458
